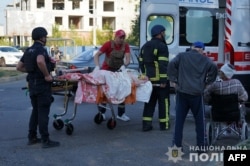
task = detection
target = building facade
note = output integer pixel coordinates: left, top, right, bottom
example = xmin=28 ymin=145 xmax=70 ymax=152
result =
xmin=5 ymin=0 xmax=139 ymax=46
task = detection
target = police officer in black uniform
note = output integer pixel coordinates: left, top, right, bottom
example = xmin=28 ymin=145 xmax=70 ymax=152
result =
xmin=16 ymin=27 xmax=60 ymax=148
xmin=139 ymin=25 xmax=170 ymax=131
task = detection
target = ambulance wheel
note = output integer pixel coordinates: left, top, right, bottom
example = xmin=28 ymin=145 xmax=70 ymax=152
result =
xmin=65 ymin=123 xmax=74 ymax=135
xmin=107 ymin=118 xmax=116 ymax=130
xmin=94 ymin=113 xmax=103 ymax=124
xmin=53 ymin=119 xmax=64 ymax=130
xmin=241 ymin=123 xmax=248 ymax=140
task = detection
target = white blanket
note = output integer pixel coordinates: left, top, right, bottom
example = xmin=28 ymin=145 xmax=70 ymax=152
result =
xmin=88 ymin=68 xmax=132 ymax=104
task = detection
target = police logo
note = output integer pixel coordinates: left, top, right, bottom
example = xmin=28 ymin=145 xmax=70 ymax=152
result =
xmin=166 ymin=145 xmax=184 ymax=163
xmin=172 ymin=149 xmax=179 ymax=158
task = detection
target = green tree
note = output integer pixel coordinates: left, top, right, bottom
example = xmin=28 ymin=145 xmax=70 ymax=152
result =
xmin=0 ymin=37 xmax=11 ymax=46
xmin=69 ymin=25 xmax=83 ymax=46
xmin=127 ymin=16 xmax=140 ymax=46
xmin=89 ymin=28 xmax=113 ymax=46
xmin=96 ymin=29 xmax=113 ymax=45
xmin=52 ymin=24 xmax=62 ymax=38
xmin=47 ymin=24 xmax=64 ymax=47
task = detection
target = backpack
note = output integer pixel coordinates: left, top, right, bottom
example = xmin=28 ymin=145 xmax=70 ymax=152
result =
xmin=106 ymin=40 xmax=125 ymax=69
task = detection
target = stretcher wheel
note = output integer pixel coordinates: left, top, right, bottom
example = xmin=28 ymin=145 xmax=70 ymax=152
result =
xmin=53 ymin=119 xmax=64 ymax=130
xmin=65 ymin=123 xmax=74 ymax=135
xmin=241 ymin=122 xmax=248 ymax=140
xmin=94 ymin=113 xmax=104 ymax=124
xmin=107 ymin=118 xmax=116 ymax=130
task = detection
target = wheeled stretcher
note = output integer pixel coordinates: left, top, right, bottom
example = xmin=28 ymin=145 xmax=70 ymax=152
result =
xmin=52 ymin=68 xmax=152 ymax=135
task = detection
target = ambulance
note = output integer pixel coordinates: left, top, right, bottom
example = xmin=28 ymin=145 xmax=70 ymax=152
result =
xmin=139 ymin=0 xmax=250 ymax=104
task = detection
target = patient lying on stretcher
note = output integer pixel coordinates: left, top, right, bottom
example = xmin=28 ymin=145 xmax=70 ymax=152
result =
xmin=57 ymin=67 xmax=152 ymax=104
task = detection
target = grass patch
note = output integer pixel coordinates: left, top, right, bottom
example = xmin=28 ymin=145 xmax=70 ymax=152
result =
xmin=0 ymin=70 xmax=22 ymax=78
xmin=237 ymin=139 xmax=250 ymax=149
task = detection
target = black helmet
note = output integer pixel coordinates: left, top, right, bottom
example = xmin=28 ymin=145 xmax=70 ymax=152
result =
xmin=151 ymin=25 xmax=166 ymax=37
xmin=32 ymin=27 xmax=48 ymax=40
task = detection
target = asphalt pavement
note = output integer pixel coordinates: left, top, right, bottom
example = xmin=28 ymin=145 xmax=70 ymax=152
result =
xmin=0 ymin=75 xmax=248 ymax=166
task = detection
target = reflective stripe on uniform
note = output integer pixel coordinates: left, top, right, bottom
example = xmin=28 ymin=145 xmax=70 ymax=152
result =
xmin=143 ymin=117 xmax=153 ymax=121
xmin=160 ymin=73 xmax=167 ymax=78
xmin=153 ymin=48 xmax=158 ymax=56
xmin=158 ymin=56 xmax=168 ymax=61
xmin=150 ymin=62 xmax=159 ymax=81
xmin=159 ymin=98 xmax=169 ymax=126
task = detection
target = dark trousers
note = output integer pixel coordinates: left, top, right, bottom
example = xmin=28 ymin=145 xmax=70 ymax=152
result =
xmin=98 ymin=103 xmax=125 ymax=116
xmin=142 ymin=85 xmax=170 ymax=127
xmin=28 ymin=79 xmax=52 ymax=141
xmin=173 ymin=92 xmax=206 ymax=147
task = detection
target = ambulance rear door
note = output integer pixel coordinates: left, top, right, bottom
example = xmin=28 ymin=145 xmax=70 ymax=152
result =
xmin=139 ymin=0 xmax=179 ymax=61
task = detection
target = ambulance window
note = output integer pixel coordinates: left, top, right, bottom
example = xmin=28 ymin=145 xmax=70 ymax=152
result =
xmin=146 ymin=15 xmax=174 ymax=44
xmin=186 ymin=10 xmax=212 ymax=43
xmin=180 ymin=8 xmax=218 ymax=46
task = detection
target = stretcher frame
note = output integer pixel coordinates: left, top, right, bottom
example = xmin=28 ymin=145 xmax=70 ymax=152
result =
xmin=52 ymin=67 xmax=89 ymax=135
xmin=51 ymin=79 xmax=77 ymax=135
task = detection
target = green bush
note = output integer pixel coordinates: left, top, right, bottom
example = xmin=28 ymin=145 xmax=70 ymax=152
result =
xmin=0 ymin=70 xmax=22 ymax=78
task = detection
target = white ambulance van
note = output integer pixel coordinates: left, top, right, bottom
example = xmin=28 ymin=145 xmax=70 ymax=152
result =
xmin=139 ymin=0 xmax=250 ymax=105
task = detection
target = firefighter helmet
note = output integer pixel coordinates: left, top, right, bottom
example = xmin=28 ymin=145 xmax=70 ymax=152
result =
xmin=151 ymin=25 xmax=166 ymax=37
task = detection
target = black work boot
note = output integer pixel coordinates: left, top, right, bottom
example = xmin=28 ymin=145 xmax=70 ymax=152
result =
xmin=160 ymin=122 xmax=170 ymax=131
xmin=42 ymin=139 xmax=60 ymax=148
xmin=142 ymin=121 xmax=153 ymax=132
xmin=27 ymin=137 xmax=42 ymax=145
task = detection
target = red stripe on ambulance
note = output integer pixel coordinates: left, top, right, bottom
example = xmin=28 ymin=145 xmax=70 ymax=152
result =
xmin=234 ymin=52 xmax=250 ymax=62
xmin=206 ymin=52 xmax=218 ymax=61
xmin=226 ymin=0 xmax=232 ymax=6
xmin=226 ymin=18 xmax=231 ymax=25
xmin=225 ymin=0 xmax=232 ymax=40
xmin=235 ymin=66 xmax=250 ymax=71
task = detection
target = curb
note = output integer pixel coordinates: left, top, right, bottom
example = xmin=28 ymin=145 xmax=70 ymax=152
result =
xmin=0 ymin=73 xmax=27 ymax=83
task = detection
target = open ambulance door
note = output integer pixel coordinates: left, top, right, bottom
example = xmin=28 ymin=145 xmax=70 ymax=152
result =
xmin=139 ymin=0 xmax=179 ymax=61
